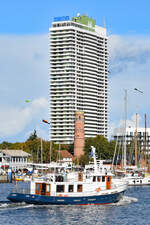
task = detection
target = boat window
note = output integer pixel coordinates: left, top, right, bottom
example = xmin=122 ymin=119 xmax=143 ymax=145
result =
xmin=46 ymin=185 xmax=50 ymax=192
xmin=41 ymin=183 xmax=46 ymax=195
xmin=97 ymin=176 xmax=101 ymax=182
xmin=77 ymin=184 xmax=82 ymax=192
xmin=56 ymin=185 xmax=64 ymax=192
xmin=107 ymin=176 xmax=110 ymax=182
xmin=68 ymin=185 xmax=74 ymax=192
xmin=55 ymin=176 xmax=64 ymax=182
xmin=102 ymin=176 xmax=105 ymax=182
xmin=78 ymin=172 xmax=83 ymax=181
xmin=36 ymin=183 xmax=40 ymax=191
xmin=93 ymin=176 xmax=96 ymax=182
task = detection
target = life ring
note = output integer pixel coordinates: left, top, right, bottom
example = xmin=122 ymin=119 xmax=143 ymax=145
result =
xmin=58 ymin=194 xmax=62 ymax=197
xmin=96 ymin=187 xmax=101 ymax=192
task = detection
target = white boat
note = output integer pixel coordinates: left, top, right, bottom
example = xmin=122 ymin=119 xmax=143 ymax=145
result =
xmin=7 ymin=147 xmax=128 ymax=205
xmin=124 ymin=171 xmax=150 ymax=186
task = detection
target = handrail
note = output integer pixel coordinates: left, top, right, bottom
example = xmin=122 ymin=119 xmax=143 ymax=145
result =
xmin=10 ymin=183 xmax=127 ymax=196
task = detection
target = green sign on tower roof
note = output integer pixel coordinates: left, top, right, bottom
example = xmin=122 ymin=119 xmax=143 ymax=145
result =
xmin=72 ymin=14 xmax=96 ymax=32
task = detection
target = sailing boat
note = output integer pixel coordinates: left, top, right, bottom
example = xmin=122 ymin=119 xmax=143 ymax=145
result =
xmin=113 ymin=91 xmax=150 ymax=186
xmin=125 ymin=113 xmax=150 ymax=186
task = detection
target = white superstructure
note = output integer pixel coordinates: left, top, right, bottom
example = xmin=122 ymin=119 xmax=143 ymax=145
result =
xmin=49 ymin=15 xmax=108 ymax=144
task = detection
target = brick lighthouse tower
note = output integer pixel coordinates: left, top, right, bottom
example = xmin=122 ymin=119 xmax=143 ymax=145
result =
xmin=74 ymin=111 xmax=85 ymax=157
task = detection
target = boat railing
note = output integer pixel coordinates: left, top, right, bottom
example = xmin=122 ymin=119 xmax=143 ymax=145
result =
xmin=10 ymin=183 xmax=127 ymax=197
xmin=11 ymin=188 xmax=30 ymax=194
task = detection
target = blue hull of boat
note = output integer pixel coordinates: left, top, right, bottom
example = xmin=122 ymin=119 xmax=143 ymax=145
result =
xmin=7 ymin=191 xmax=124 ymax=205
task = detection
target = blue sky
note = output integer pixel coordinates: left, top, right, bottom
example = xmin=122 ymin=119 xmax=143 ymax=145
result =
xmin=0 ymin=0 xmax=150 ymax=142
xmin=1 ymin=0 xmax=150 ymax=35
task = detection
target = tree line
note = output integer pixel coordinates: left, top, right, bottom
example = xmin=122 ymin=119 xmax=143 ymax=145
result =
xmin=0 ymin=130 xmax=122 ymax=166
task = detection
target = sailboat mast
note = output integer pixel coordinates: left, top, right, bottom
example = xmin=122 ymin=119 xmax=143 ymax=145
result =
xmin=123 ymin=90 xmax=127 ymax=170
xmin=134 ymin=113 xmax=138 ymax=167
xmin=41 ymin=138 xmax=43 ymax=164
xmin=144 ymin=114 xmax=147 ymax=164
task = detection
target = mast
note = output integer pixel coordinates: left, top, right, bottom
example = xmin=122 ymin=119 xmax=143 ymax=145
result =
xmin=49 ymin=141 xmax=52 ymax=163
xmin=134 ymin=88 xmax=144 ymax=167
xmin=41 ymin=138 xmax=43 ymax=164
xmin=144 ymin=114 xmax=147 ymax=165
xmin=123 ymin=90 xmax=127 ymax=170
xmin=134 ymin=113 xmax=138 ymax=167
xmin=91 ymin=146 xmax=98 ymax=173
xmin=41 ymin=138 xmax=43 ymax=174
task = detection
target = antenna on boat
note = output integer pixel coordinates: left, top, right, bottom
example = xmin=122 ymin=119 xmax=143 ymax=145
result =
xmin=91 ymin=146 xmax=98 ymax=173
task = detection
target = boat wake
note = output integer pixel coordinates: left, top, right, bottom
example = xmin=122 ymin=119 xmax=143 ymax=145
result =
xmin=111 ymin=195 xmax=138 ymax=206
xmin=0 ymin=201 xmax=34 ymax=210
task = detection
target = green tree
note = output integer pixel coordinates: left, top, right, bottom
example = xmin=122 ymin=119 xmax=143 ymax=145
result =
xmin=0 ymin=141 xmax=12 ymax=149
xmin=27 ymin=129 xmax=38 ymax=141
xmin=78 ymin=154 xmax=90 ymax=167
xmin=84 ymin=135 xmax=110 ymax=159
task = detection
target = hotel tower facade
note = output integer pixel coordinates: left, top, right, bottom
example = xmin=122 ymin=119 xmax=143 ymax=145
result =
xmin=49 ymin=14 xmax=108 ymax=144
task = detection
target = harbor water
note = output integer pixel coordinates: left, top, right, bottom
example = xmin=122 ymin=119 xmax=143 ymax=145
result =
xmin=0 ymin=183 xmax=150 ymax=225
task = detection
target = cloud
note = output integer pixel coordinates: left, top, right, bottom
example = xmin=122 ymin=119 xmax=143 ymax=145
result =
xmin=0 ymin=34 xmax=50 ymax=142
xmin=0 ymin=34 xmax=49 ymax=107
xmin=0 ymin=97 xmax=48 ymax=139
xmin=108 ymin=34 xmax=150 ymax=135
xmin=1 ymin=33 xmax=150 ymax=142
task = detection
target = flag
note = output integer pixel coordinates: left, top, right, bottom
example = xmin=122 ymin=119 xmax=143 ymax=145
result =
xmin=25 ymin=100 xmax=30 ymax=103
xmin=90 ymin=149 xmax=93 ymax=158
xmin=42 ymin=119 xmax=50 ymax=124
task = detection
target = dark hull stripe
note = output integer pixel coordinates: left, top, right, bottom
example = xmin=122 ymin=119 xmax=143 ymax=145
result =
xmin=7 ymin=191 xmax=124 ymax=205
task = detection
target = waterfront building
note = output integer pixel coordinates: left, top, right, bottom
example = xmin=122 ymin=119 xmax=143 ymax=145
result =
xmin=0 ymin=149 xmax=31 ymax=171
xmin=113 ymin=127 xmax=150 ymax=153
xmin=57 ymin=150 xmax=74 ymax=167
xmin=50 ymin=14 xmax=108 ymax=144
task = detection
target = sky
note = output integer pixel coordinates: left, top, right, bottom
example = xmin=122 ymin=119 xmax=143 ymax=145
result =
xmin=0 ymin=0 xmax=150 ymax=143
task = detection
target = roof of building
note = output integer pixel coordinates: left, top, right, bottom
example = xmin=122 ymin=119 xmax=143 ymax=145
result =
xmin=57 ymin=150 xmax=73 ymax=159
xmin=0 ymin=149 xmax=30 ymax=157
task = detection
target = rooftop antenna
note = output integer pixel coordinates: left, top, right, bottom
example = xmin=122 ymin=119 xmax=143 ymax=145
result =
xmin=103 ymin=17 xmax=106 ymax=29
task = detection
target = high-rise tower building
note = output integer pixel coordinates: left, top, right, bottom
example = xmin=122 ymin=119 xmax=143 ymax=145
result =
xmin=50 ymin=14 xmax=108 ymax=144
